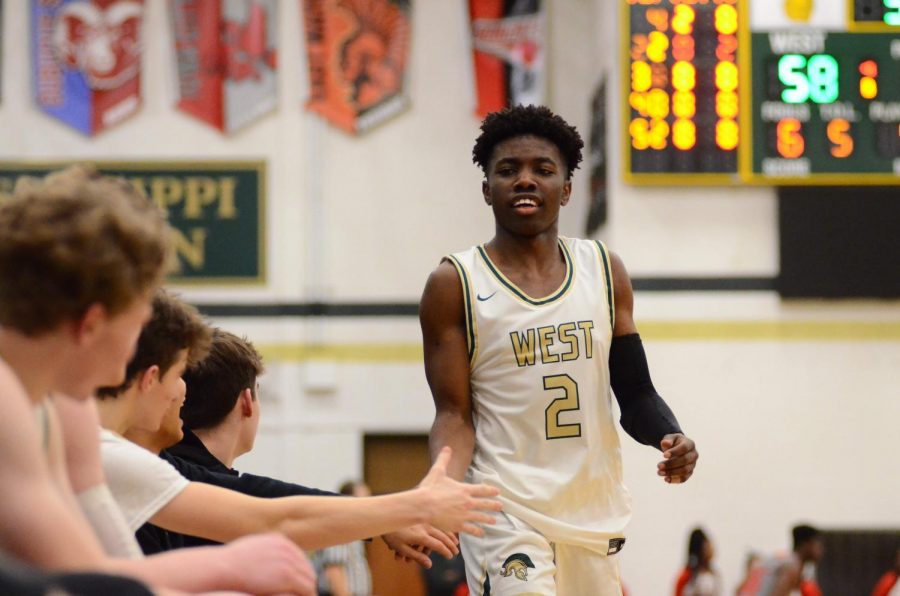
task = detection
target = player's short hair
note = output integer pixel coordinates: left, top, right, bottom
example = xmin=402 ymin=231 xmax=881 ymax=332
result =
xmin=472 ymin=105 xmax=584 ymax=180
xmin=792 ymin=524 xmax=821 ymax=550
xmin=0 ymin=165 xmax=172 ymax=336
xmin=181 ymin=328 xmax=265 ymax=431
xmin=96 ymin=290 xmax=211 ymax=398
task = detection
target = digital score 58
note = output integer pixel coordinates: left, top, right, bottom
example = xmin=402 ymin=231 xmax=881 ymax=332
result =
xmin=750 ymin=31 xmax=900 ymax=181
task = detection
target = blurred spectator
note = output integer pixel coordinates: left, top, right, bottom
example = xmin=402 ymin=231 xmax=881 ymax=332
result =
xmin=871 ymin=547 xmax=900 ymax=596
xmin=675 ymin=527 xmax=722 ymax=596
xmin=313 ymin=481 xmax=374 ymax=596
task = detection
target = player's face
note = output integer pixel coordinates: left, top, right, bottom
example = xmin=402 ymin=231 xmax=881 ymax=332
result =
xmin=140 ymin=349 xmax=188 ymax=432
xmin=158 ymin=385 xmax=186 ymax=448
xmin=483 ymin=135 xmax=571 ymax=238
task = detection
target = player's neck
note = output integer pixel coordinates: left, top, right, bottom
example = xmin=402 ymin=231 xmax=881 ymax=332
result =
xmin=124 ymin=427 xmax=165 ymax=454
xmin=194 ymin=423 xmax=240 ymax=468
xmin=96 ymin=389 xmax=140 ymax=435
xmin=0 ymin=328 xmax=67 ymax=404
xmin=486 ymin=230 xmax=561 ymax=270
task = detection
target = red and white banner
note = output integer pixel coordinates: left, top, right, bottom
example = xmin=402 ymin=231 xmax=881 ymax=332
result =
xmin=32 ymin=0 xmax=144 ymax=135
xmin=172 ymin=0 xmax=278 ymax=134
xmin=303 ymin=0 xmax=411 ymax=135
xmin=469 ymin=0 xmax=545 ymax=118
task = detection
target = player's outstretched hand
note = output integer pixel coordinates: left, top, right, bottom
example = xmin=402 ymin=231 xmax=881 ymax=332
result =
xmin=418 ymin=446 xmax=502 ymax=537
xmin=382 ymin=524 xmax=459 ymax=567
xmin=657 ymin=433 xmax=698 ymax=484
xmin=223 ymin=532 xmax=316 ymax=595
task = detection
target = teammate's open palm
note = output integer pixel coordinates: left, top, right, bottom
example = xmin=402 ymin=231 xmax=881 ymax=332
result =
xmin=418 ymin=446 xmax=502 ymax=536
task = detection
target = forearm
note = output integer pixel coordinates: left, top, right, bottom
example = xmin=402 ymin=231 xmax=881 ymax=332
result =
xmin=429 ymin=411 xmax=475 ymax=480
xmin=275 ymin=490 xmax=430 ymax=550
xmin=609 ymin=333 xmax=682 ymax=447
xmin=109 ymin=547 xmax=247 ymax=593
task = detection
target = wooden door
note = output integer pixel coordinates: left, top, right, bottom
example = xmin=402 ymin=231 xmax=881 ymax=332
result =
xmin=364 ymin=434 xmax=430 ymax=596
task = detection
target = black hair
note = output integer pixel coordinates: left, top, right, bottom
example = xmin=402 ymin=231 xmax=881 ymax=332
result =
xmin=472 ymin=105 xmax=584 ymax=180
xmin=687 ymin=528 xmax=708 ymax=571
xmin=792 ymin=524 xmax=820 ymax=550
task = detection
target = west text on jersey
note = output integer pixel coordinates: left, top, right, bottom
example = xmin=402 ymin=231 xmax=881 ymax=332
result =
xmin=509 ymin=321 xmax=595 ymax=367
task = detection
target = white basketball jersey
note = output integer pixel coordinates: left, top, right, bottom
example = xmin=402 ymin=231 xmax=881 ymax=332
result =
xmin=448 ymin=237 xmax=631 ymax=555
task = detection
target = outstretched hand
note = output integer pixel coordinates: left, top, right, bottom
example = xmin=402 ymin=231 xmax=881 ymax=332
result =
xmin=418 ymin=446 xmax=502 ymax=537
xmin=382 ymin=524 xmax=459 ymax=568
xmin=657 ymin=433 xmax=698 ymax=484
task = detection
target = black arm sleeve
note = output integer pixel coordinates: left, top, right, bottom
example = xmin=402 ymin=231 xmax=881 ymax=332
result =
xmin=609 ymin=333 xmax=682 ymax=448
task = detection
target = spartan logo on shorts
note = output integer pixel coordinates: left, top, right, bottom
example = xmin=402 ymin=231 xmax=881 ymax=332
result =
xmin=499 ymin=553 xmax=535 ymax=582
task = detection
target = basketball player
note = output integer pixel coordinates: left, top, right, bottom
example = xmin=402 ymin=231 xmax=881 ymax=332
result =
xmin=420 ymin=105 xmax=699 ymax=595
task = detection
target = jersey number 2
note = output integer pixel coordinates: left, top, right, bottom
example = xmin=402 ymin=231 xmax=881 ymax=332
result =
xmin=543 ymin=374 xmax=582 ymax=440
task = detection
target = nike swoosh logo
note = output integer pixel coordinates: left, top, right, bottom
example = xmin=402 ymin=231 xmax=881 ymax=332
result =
xmin=476 ymin=291 xmax=497 ymax=301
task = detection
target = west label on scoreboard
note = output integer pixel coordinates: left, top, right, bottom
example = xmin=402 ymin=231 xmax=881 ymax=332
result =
xmin=624 ymin=0 xmax=744 ymax=184
xmin=749 ymin=31 xmax=900 ymax=183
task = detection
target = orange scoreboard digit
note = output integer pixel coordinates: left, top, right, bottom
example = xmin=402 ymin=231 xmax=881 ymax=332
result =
xmin=624 ymin=0 xmax=746 ymax=184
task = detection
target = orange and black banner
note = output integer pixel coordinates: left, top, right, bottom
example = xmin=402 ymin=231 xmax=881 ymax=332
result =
xmin=303 ymin=0 xmax=411 ymax=135
xmin=469 ymin=0 xmax=544 ymax=119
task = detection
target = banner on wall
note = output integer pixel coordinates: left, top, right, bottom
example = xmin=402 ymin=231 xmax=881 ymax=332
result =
xmin=0 ymin=161 xmax=266 ymax=284
xmin=585 ymin=78 xmax=607 ymax=236
xmin=172 ymin=0 xmax=278 ymax=134
xmin=31 ymin=0 xmax=144 ymax=136
xmin=303 ymin=0 xmax=411 ymax=134
xmin=1 ymin=1 xmax=4 ymax=103
xmin=469 ymin=0 xmax=545 ymax=119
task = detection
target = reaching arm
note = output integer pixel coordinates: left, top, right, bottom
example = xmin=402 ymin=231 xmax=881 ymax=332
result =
xmin=420 ymin=260 xmax=477 ymax=481
xmin=150 ymin=446 xmax=499 ymax=550
xmin=607 ymin=251 xmax=698 ymax=483
xmin=163 ymin=452 xmax=457 ymax=567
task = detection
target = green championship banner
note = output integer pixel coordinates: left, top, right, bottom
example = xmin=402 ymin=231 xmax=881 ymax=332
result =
xmin=0 ymin=161 xmax=266 ymax=285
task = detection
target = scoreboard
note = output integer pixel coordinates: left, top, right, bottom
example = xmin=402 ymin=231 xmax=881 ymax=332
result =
xmin=750 ymin=32 xmax=900 ymax=182
xmin=625 ymin=0 xmax=742 ymax=183
xmin=623 ymin=0 xmax=900 ymax=185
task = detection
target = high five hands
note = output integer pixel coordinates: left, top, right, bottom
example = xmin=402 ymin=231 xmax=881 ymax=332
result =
xmin=657 ymin=433 xmax=698 ymax=484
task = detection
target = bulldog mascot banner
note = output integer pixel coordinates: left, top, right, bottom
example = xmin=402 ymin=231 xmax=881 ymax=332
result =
xmin=172 ymin=0 xmax=278 ymax=134
xmin=32 ymin=0 xmax=143 ymax=136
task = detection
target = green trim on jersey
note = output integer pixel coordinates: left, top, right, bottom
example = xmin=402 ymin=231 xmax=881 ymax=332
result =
xmin=447 ymin=255 xmax=477 ymax=365
xmin=593 ymin=240 xmax=615 ymax=331
xmin=476 ymin=239 xmax=575 ymax=307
